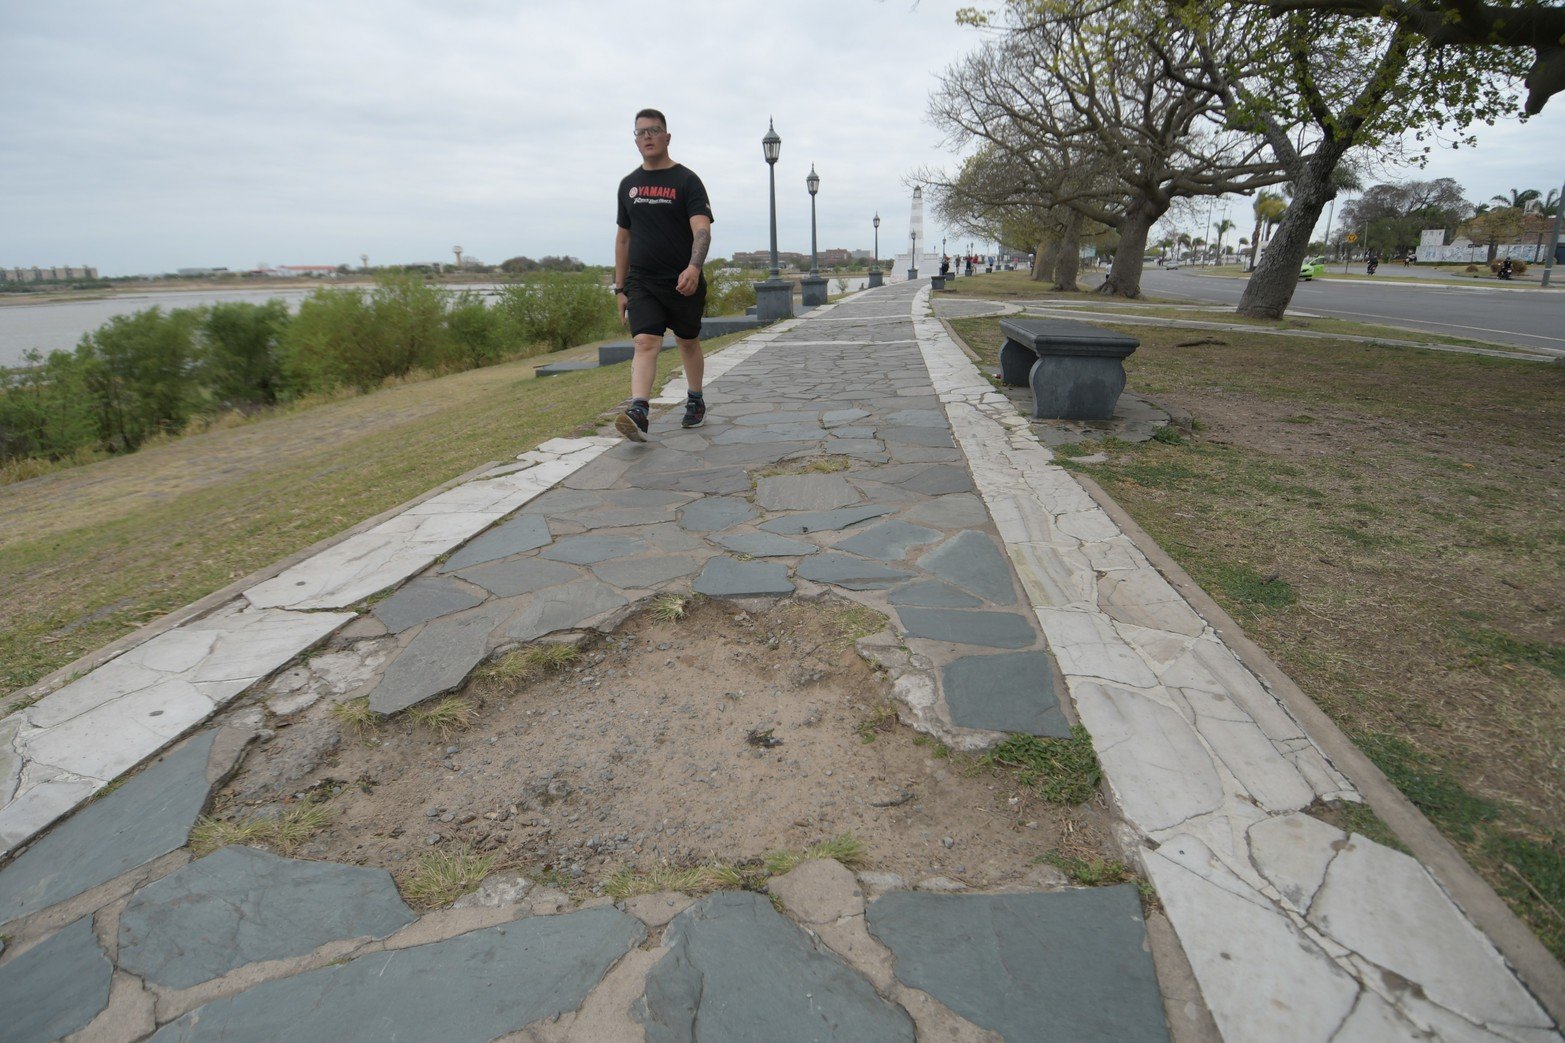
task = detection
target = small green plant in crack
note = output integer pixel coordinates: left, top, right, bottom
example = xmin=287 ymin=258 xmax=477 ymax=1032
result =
xmin=190 ymin=800 xmax=334 ymax=857
xmin=831 ymin=604 xmax=887 ymax=646
xmin=980 ymin=727 xmax=1101 ymax=804
xmin=651 ymin=592 xmax=692 ymax=623
xmin=1041 ymin=852 xmax=1136 ymax=886
xmin=1150 ymin=425 xmax=1185 ymax=445
xmin=330 ymin=697 xmax=382 ymax=738
xmin=400 ymin=846 xmax=500 ymax=908
xmin=480 ymin=643 xmax=580 ymax=685
xmin=764 ymin=834 xmax=870 ymax=875
xmin=407 ymin=696 xmax=479 ymax=740
xmin=857 ymin=701 xmax=899 ymax=743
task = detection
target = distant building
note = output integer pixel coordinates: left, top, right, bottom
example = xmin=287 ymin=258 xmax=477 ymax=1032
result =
xmin=1 ymin=265 xmax=99 ymax=283
xmin=259 ymin=265 xmax=340 ymax=278
xmin=176 ymin=267 xmax=230 ymax=277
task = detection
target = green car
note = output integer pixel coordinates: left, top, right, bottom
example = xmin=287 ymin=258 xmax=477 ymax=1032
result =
xmin=1299 ymin=256 xmax=1326 ymax=280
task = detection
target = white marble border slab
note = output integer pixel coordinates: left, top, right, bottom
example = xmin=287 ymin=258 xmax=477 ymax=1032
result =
xmin=908 ymin=288 xmax=1556 ymax=1041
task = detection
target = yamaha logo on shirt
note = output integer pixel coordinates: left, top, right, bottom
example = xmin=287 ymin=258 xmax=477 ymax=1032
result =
xmin=630 ymin=184 xmax=677 ymax=205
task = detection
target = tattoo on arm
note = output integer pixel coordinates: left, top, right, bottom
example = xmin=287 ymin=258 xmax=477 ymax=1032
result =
xmin=689 ymin=227 xmax=711 ymax=269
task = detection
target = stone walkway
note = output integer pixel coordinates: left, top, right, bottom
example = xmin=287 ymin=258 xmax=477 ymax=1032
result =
xmin=0 ymin=281 xmax=1559 ymax=1041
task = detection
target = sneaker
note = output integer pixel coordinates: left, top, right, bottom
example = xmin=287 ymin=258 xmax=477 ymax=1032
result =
xmin=615 ymin=405 xmax=649 ymax=442
xmin=681 ymin=395 xmax=707 ymax=429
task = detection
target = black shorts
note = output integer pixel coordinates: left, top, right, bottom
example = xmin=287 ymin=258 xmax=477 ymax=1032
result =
xmin=626 ymin=274 xmax=706 ymax=340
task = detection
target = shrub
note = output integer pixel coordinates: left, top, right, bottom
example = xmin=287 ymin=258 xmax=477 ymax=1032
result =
xmin=0 ymin=349 xmax=98 ymax=462
xmin=442 ymin=291 xmax=514 ymax=371
xmin=496 ymin=273 xmax=617 ymax=354
xmin=77 ymin=307 xmax=202 ymax=451
xmin=199 ymin=300 xmax=291 ymax=406
xmin=279 ymin=287 xmax=376 ymax=394
xmin=704 ymin=264 xmax=757 ymax=317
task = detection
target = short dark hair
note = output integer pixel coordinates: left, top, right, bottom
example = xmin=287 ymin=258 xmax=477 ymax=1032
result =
xmin=635 ymin=108 xmax=667 ymax=128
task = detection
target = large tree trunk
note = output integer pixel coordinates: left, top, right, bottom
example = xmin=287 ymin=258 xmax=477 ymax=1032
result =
xmin=1032 ymin=239 xmax=1055 ymax=281
xmin=1053 ymin=211 xmax=1082 ymax=291
xmin=1237 ymin=159 xmax=1340 ymax=318
xmin=1097 ymin=200 xmax=1161 ymax=298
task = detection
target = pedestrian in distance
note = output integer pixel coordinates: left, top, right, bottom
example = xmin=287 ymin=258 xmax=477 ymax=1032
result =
xmin=612 ymin=108 xmax=714 ymax=442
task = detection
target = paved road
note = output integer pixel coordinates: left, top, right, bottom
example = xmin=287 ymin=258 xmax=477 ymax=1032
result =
xmin=1136 ymin=267 xmax=1564 ymax=355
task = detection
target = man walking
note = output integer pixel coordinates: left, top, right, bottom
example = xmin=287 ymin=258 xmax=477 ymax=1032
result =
xmin=612 ymin=108 xmax=714 ymax=441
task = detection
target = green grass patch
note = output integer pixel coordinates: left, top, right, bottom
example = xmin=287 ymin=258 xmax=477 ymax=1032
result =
xmin=1355 ymin=732 xmax=1501 ymax=843
xmin=1454 ymin=627 xmax=1565 ymax=680
xmin=406 ymin=696 xmax=478 ymax=739
xmin=1204 ymin=563 xmax=1298 ymax=609
xmin=189 ymin=800 xmax=333 ymax=857
xmin=1041 ymin=852 xmax=1136 ymax=886
xmin=979 ymin=727 xmax=1101 ymax=804
xmin=400 ymin=846 xmax=500 ymax=908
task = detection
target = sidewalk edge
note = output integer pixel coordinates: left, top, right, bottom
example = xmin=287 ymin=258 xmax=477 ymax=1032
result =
xmin=1073 ymin=470 xmax=1565 ymax=1026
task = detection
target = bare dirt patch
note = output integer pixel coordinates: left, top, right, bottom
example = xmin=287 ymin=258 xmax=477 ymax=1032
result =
xmin=211 ymin=596 xmax=1116 ymax=904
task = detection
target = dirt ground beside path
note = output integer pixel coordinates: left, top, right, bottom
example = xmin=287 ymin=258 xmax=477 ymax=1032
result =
xmin=212 ymin=596 xmax=1117 ymax=901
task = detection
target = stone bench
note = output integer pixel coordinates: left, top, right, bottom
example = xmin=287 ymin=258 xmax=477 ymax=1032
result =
xmin=998 ymin=317 xmax=1139 ymax=420
xmin=598 ymin=335 xmax=676 ymax=367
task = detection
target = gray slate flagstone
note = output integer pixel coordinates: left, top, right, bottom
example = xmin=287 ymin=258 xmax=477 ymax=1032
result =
xmin=369 ymin=606 xmax=507 ymax=714
xmin=635 ymin=466 xmax=754 ymax=495
xmin=942 ymin=653 xmax=1069 ymax=737
xmin=888 ymin=580 xmax=983 ymax=608
xmin=540 ymin=535 xmax=646 ymax=565
xmin=901 ymin=494 xmax=990 ymax=529
xmin=712 ymin=532 xmax=819 ymax=557
xmin=796 ymin=554 xmax=914 ymax=590
xmin=0 ymin=732 xmax=219 ymax=926
xmin=835 ymin=521 xmax=942 ymax=561
xmin=693 ymin=558 xmax=794 ymax=597
xmin=371 ymin=578 xmax=483 ymax=634
xmin=918 ymin=531 xmax=1017 ymax=605
xmin=639 ymin=891 xmax=913 ymax=1043
xmin=591 ymin=554 xmax=708 ymax=590
xmin=899 ymin=465 xmax=975 ymax=496
xmin=867 ymin=888 xmax=1167 ymax=1043
xmin=823 ymin=408 xmax=870 ymax=427
xmin=455 ymin=556 xmax=580 ymax=598
xmin=887 ymin=445 xmax=961 ymax=464
xmin=897 ymin=608 xmax=1037 ymax=649
xmin=714 ymin=425 xmax=821 ymax=444
xmin=733 ymin=410 xmax=820 ymax=427
xmin=758 ymin=505 xmax=892 ymax=535
xmin=506 ymin=578 xmax=629 ymax=642
xmin=150 ymin=908 xmax=644 ymax=1043
xmin=117 ymin=847 xmax=416 ymax=989
xmin=876 ymin=426 xmax=954 ymax=448
xmin=437 ymin=515 xmax=553 ymax=573
xmin=755 ymin=474 xmax=862 ymax=511
xmin=0 ymin=917 xmax=112 ymax=1043
xmin=678 ymin=497 xmax=758 ymax=532
xmin=882 ymin=409 xmax=948 ymax=427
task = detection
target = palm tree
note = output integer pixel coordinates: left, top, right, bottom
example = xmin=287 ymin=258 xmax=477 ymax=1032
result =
xmin=1490 ymin=188 xmax=1541 ymax=211
xmin=1214 ymin=218 xmax=1236 ymax=264
xmin=1249 ymin=192 xmax=1288 ymax=271
xmin=1533 ymin=188 xmax=1560 ymax=217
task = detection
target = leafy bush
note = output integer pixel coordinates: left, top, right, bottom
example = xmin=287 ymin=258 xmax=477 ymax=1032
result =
xmin=704 ymin=264 xmax=757 ymax=317
xmin=199 ymin=300 xmax=291 ymax=406
xmin=496 ymin=273 xmax=616 ymax=354
xmin=442 ymin=291 xmax=514 ymax=370
xmin=281 ymin=275 xmax=452 ymax=393
xmin=0 ymin=349 xmax=98 ymax=462
xmin=77 ymin=307 xmax=202 ymax=451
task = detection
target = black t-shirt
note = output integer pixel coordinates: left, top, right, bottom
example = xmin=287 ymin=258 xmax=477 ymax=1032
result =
xmin=616 ymin=164 xmax=714 ymax=280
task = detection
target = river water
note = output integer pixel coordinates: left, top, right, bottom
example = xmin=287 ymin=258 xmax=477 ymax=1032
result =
xmin=0 ymin=277 xmax=880 ymax=370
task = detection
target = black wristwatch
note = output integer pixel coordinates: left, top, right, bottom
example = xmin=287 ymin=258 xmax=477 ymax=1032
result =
xmin=612 ymin=285 xmax=626 ymax=294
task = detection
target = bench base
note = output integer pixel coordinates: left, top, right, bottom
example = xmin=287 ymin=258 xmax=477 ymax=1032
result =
xmin=1004 ymin=349 xmax=1127 ymax=421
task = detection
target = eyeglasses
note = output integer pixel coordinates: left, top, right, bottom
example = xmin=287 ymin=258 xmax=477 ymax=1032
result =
xmin=633 ymin=127 xmax=666 ymax=139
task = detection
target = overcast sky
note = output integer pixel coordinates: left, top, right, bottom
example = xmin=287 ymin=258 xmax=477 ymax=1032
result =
xmin=3 ymin=1 xmax=1560 ymax=277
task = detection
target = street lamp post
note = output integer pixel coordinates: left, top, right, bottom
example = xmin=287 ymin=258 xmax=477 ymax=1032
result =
xmin=801 ymin=164 xmax=827 ymax=307
xmin=1544 ymin=176 xmax=1565 ymax=288
xmin=868 ymin=213 xmax=883 ymax=287
xmin=908 ymin=230 xmax=918 ymax=281
xmin=754 ymin=119 xmax=793 ymax=322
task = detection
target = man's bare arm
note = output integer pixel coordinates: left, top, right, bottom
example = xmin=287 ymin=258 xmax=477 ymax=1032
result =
xmin=688 ymin=216 xmax=712 ymax=269
xmin=614 ymin=227 xmax=631 ymax=289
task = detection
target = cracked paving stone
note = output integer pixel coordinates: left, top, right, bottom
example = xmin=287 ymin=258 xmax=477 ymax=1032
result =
xmin=506 ymin=578 xmax=629 ymax=643
xmin=755 ymin=474 xmax=862 ymax=511
xmin=693 ymin=558 xmax=794 ymax=597
xmin=539 ymin=535 xmax=646 ymax=565
xmin=436 ymin=515 xmax=553 ymax=573
xmin=639 ymin=891 xmax=913 ymax=1042
xmin=896 ymin=608 xmax=1037 ymax=649
xmin=833 ymin=520 xmax=942 ymax=561
xmin=369 ymin=606 xmax=507 ymax=715
xmin=867 ymin=888 xmax=1166 ymax=1043
xmin=151 ymin=907 xmax=644 ymax=1042
xmin=917 ymin=531 xmax=1017 ymax=606
xmin=942 ymin=652 xmax=1069 ymax=737
xmin=887 ymin=580 xmax=982 ymax=608
xmin=0 ymin=732 xmax=221 ymax=926
xmin=371 ymin=578 xmax=484 ymax=634
xmin=0 ymin=916 xmax=112 ymax=1043
xmin=796 ymin=553 xmax=914 ymax=590
xmin=757 ymin=505 xmax=892 ymax=535
xmin=590 ymin=554 xmax=707 ymax=590
xmin=118 ymin=847 xmax=416 ymax=990
xmin=455 ymin=556 xmax=580 ymax=598
xmin=711 ymin=533 xmax=819 ymax=558
xmin=678 ymin=497 xmax=759 ymax=532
